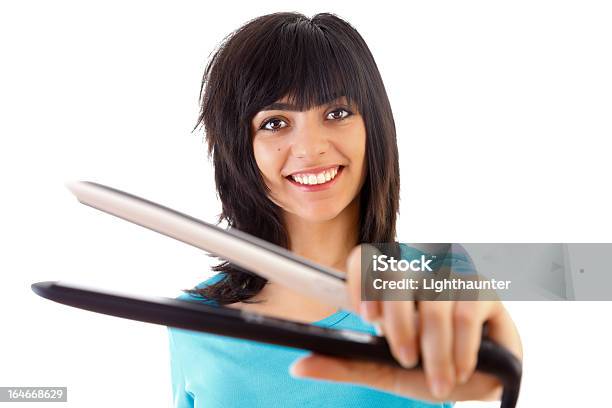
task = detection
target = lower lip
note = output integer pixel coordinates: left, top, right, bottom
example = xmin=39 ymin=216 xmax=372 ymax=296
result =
xmin=286 ymin=166 xmax=344 ymax=192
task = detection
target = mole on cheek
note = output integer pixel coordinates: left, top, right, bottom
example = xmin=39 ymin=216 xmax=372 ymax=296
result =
xmin=277 ymin=148 xmax=281 ymax=151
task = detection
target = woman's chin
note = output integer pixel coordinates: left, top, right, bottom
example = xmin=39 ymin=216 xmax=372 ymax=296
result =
xmin=293 ymin=206 xmax=344 ymax=223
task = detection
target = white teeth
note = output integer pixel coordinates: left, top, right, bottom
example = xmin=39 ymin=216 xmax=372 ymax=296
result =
xmin=290 ymin=166 xmax=341 ymax=185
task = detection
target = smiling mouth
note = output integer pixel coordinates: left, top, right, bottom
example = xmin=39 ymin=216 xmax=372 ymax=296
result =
xmin=285 ymin=165 xmax=344 ymax=186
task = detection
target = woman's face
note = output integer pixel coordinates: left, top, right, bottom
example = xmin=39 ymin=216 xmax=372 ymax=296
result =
xmin=251 ymin=96 xmax=367 ymax=222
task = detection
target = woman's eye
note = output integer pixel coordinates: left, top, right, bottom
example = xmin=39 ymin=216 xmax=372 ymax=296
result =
xmin=261 ymin=118 xmax=288 ymax=132
xmin=326 ymin=108 xmax=351 ymax=121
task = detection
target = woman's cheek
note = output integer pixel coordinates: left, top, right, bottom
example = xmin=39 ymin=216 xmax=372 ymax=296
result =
xmin=253 ymin=141 xmax=279 ymax=177
xmin=253 ymin=139 xmax=290 ymax=204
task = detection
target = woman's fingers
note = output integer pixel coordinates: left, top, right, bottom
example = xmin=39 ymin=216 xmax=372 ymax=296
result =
xmin=452 ymin=301 xmax=488 ymax=384
xmin=486 ymin=305 xmax=524 ymax=362
xmin=290 ymin=354 xmax=394 ymax=390
xmin=290 ymin=354 xmax=434 ymax=400
xmin=347 ymin=244 xmax=383 ymax=321
xmin=452 ymin=302 xmax=522 ymax=402
xmin=418 ymin=301 xmax=456 ymax=399
xmin=290 ymin=353 xmax=502 ymax=403
xmin=346 ymin=245 xmax=363 ymax=309
xmin=382 ymin=300 xmax=419 ymax=368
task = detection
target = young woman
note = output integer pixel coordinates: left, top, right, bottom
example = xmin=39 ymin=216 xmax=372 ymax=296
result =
xmin=168 ymin=12 xmax=522 ymax=407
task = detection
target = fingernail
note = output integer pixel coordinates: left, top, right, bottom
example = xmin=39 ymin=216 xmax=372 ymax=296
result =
xmin=398 ymin=346 xmax=418 ymax=368
xmin=457 ymin=369 xmax=470 ymax=385
xmin=289 ymin=361 xmax=303 ymax=378
xmin=432 ymin=377 xmax=450 ymax=399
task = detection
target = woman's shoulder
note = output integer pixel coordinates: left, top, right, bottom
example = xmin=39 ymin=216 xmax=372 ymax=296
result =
xmin=168 ymin=274 xmax=226 ymax=348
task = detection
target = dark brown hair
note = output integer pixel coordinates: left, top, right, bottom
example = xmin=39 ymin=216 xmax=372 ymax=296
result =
xmin=185 ymin=12 xmax=400 ymax=305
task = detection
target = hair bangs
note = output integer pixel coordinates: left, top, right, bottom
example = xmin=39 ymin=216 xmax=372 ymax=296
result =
xmin=238 ymin=16 xmax=369 ymax=121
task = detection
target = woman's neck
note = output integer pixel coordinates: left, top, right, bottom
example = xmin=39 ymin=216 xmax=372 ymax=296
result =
xmin=226 ymin=197 xmax=361 ymax=323
xmin=283 ymin=197 xmax=360 ymax=272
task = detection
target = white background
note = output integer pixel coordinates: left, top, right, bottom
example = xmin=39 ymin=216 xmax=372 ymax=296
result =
xmin=1 ymin=1 xmax=611 ymax=407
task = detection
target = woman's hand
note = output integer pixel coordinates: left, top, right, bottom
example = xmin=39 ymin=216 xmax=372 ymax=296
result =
xmin=290 ymin=245 xmax=523 ymax=403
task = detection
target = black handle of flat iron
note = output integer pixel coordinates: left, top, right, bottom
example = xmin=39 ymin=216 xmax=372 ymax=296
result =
xmin=31 ymin=281 xmax=522 ymax=407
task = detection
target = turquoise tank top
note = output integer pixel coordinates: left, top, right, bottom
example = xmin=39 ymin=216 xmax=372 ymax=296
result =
xmin=167 ymin=273 xmax=455 ymax=407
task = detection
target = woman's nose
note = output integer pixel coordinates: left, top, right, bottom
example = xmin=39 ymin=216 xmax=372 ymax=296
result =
xmin=290 ymin=120 xmax=330 ymax=159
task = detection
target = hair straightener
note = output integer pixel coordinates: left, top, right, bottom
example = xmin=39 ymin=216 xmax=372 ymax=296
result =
xmin=31 ymin=181 xmax=522 ymax=408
